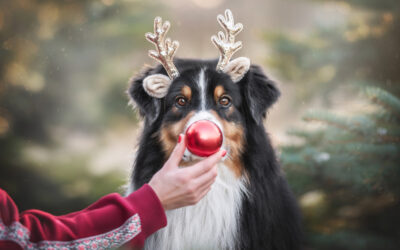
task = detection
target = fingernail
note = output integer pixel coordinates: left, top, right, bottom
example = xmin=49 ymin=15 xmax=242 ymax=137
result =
xmin=221 ymin=150 xmax=227 ymax=157
xmin=178 ymin=134 xmax=182 ymax=143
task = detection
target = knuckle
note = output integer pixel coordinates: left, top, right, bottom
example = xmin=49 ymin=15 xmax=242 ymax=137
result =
xmin=202 ymin=163 xmax=213 ymax=172
xmin=211 ymin=169 xmax=218 ymax=178
xmin=177 ymin=174 xmax=188 ymax=184
xmin=195 ymin=161 xmax=205 ymax=169
xmin=187 ymin=185 xmax=196 ymax=194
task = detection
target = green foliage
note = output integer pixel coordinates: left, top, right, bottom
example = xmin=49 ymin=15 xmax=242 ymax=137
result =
xmin=284 ymin=88 xmax=400 ymax=190
xmin=266 ymin=1 xmax=400 ymax=105
xmin=282 ymin=87 xmax=400 ymax=249
xmin=267 ymin=0 xmax=400 ymax=249
xmin=312 ymin=0 xmax=399 ymax=10
xmin=364 ymin=86 xmax=400 ymax=115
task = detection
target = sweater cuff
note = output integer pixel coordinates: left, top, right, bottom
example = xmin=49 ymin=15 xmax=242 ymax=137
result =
xmin=125 ymin=184 xmax=167 ymax=237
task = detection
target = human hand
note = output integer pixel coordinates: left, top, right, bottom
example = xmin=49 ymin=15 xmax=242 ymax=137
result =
xmin=149 ymin=134 xmax=226 ymax=210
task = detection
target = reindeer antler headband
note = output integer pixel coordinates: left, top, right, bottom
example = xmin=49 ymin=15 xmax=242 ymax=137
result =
xmin=143 ymin=9 xmax=250 ymax=98
xmin=145 ymin=17 xmax=180 ymax=79
xmin=211 ymin=9 xmax=244 ymax=72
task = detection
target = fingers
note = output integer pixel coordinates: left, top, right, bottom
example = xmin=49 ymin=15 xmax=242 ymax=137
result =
xmin=186 ymin=149 xmax=226 ymax=178
xmin=164 ymin=134 xmax=186 ymax=169
xmin=192 ymin=165 xmax=218 ymax=191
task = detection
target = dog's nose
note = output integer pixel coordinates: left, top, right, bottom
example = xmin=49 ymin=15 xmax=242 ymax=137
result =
xmin=186 ymin=120 xmax=223 ymax=157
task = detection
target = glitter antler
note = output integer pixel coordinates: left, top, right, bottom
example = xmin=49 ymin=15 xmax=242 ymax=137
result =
xmin=211 ymin=9 xmax=244 ymax=72
xmin=145 ymin=17 xmax=180 ymax=79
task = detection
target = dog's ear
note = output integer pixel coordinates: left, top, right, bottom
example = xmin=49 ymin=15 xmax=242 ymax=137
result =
xmin=239 ymin=65 xmax=280 ymax=125
xmin=128 ymin=66 xmax=168 ymax=124
xmin=143 ymin=74 xmax=171 ymax=98
xmin=224 ymin=57 xmax=250 ymax=83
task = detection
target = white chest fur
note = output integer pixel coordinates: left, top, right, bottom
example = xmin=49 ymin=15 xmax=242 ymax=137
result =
xmin=144 ymin=163 xmax=248 ymax=250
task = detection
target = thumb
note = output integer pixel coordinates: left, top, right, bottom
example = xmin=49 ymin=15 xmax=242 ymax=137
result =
xmin=164 ymin=134 xmax=186 ymax=169
xmin=188 ymin=149 xmax=225 ymax=177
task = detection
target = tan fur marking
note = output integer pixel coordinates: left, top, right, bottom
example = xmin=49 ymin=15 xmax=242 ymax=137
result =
xmin=180 ymin=159 xmax=201 ymax=167
xmin=214 ymin=85 xmax=225 ymax=102
xmin=159 ymin=111 xmax=195 ymax=161
xmin=182 ymin=85 xmax=192 ymax=101
xmin=210 ymin=110 xmax=245 ymax=178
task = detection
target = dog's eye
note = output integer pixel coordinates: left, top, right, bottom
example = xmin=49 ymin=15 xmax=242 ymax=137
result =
xmin=219 ymin=96 xmax=231 ymax=107
xmin=175 ymin=96 xmax=188 ymax=107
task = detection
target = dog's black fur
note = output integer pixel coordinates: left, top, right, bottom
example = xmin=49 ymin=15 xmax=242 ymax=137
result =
xmin=128 ymin=58 xmax=302 ymax=250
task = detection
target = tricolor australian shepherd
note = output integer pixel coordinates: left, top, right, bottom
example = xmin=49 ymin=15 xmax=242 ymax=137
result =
xmin=127 ymin=10 xmax=302 ymax=250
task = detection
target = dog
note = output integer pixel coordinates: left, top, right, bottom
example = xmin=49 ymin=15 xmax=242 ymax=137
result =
xmin=127 ymin=10 xmax=302 ymax=250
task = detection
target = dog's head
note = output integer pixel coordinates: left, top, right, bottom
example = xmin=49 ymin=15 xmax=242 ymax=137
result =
xmin=128 ymin=58 xmax=279 ymax=177
xmin=128 ymin=10 xmax=279 ymax=178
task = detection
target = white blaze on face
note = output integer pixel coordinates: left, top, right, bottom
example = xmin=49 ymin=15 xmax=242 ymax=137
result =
xmin=198 ymin=69 xmax=207 ymax=111
xmin=182 ymin=69 xmax=228 ymax=161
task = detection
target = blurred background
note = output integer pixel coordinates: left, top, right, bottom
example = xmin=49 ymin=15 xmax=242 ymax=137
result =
xmin=0 ymin=0 xmax=399 ymax=249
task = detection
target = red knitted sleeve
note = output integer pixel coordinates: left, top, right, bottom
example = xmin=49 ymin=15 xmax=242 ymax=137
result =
xmin=0 ymin=184 xmax=167 ymax=249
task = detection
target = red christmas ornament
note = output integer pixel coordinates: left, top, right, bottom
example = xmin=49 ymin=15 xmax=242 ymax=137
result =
xmin=186 ymin=120 xmax=223 ymax=157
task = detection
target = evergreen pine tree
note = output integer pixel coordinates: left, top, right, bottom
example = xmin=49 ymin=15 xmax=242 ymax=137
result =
xmin=265 ymin=0 xmax=400 ymax=249
xmin=282 ymin=87 xmax=400 ymax=249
